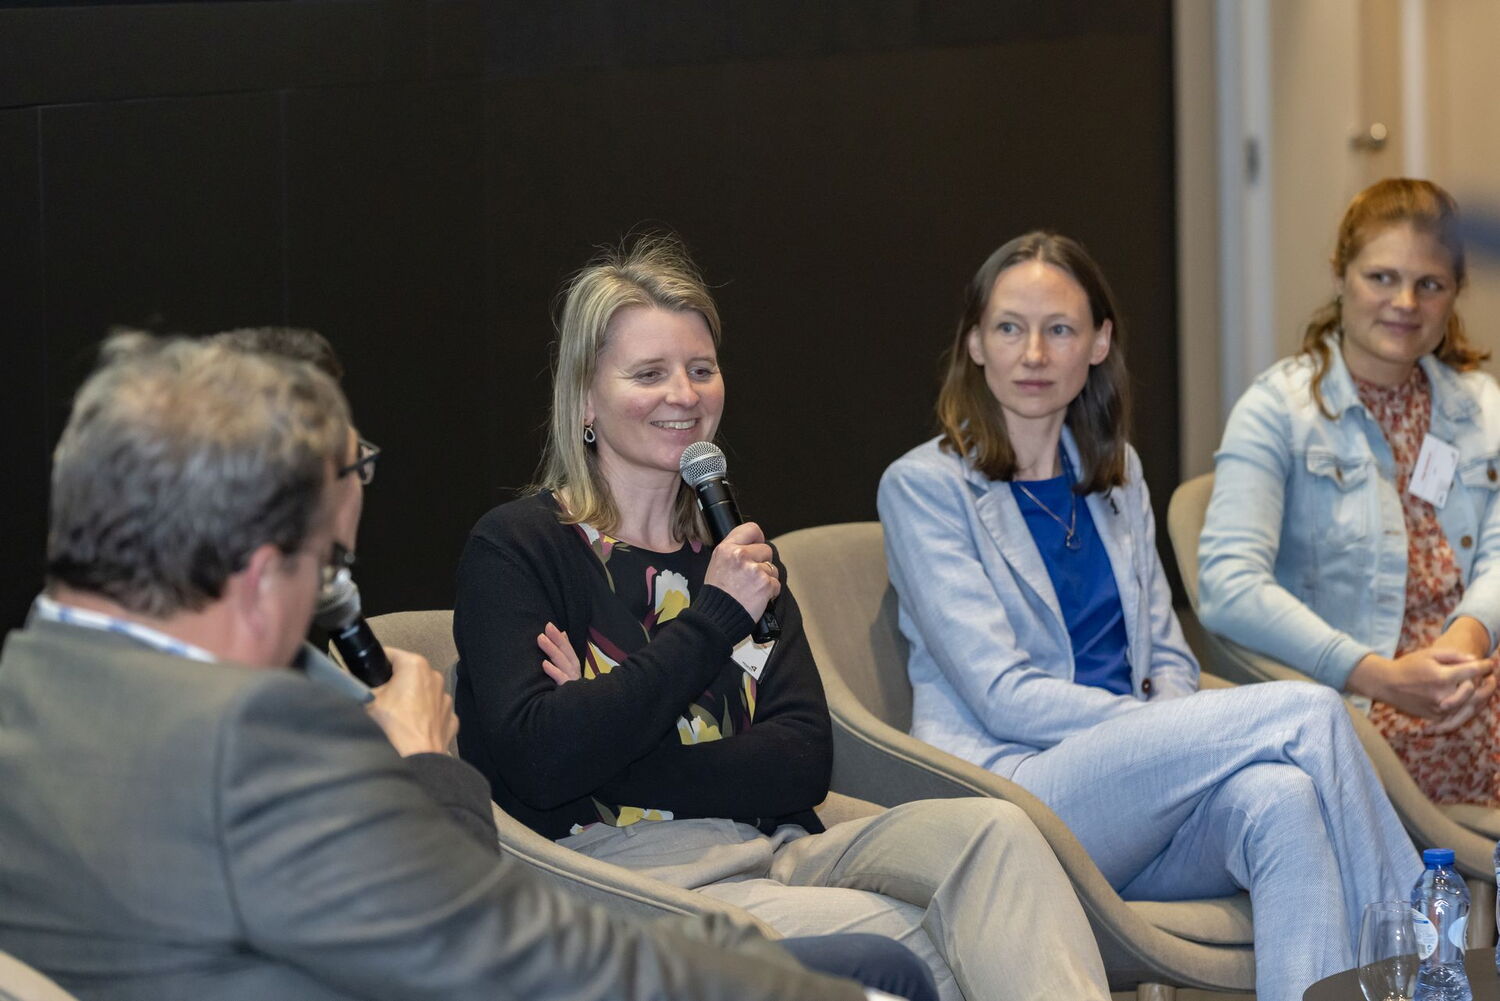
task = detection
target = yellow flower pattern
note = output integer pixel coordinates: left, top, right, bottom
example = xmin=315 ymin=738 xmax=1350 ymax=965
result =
xmin=653 ymin=569 xmax=691 ymax=624
xmin=566 ymin=521 xmax=762 ymax=832
xmin=583 ymin=640 xmax=618 ymax=681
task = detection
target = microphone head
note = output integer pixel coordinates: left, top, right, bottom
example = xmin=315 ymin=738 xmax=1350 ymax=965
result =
xmin=314 ymin=569 xmax=363 ymax=631
xmin=679 ymin=440 xmax=727 ymax=488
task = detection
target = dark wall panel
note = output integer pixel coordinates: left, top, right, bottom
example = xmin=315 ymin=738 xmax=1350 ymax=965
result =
xmin=485 ymin=32 xmax=1178 ymax=541
xmin=0 ymin=109 xmax=46 ymax=628
xmin=0 ymin=1 xmax=433 ymax=108
xmin=2 ymin=0 xmax=1178 ymax=627
xmin=286 ymin=80 xmax=491 ymax=615
xmin=40 ymin=92 xmax=285 ymax=442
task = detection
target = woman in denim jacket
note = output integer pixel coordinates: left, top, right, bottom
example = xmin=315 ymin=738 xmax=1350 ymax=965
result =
xmin=1199 ymin=177 xmax=1500 ymax=805
xmin=878 ymin=231 xmax=1418 ymax=1001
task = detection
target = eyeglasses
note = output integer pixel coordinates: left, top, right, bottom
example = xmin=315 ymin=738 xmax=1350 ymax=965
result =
xmin=320 ymin=542 xmax=358 ymax=594
xmin=338 ymin=437 xmax=381 ymax=485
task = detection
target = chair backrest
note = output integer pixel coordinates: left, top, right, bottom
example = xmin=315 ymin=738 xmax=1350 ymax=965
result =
xmin=367 ymin=609 xmax=458 ymax=694
xmin=0 ymin=952 xmax=79 ymax=1001
xmin=774 ymin=522 xmax=913 ymax=729
xmin=1165 ymin=471 xmax=1214 ymax=609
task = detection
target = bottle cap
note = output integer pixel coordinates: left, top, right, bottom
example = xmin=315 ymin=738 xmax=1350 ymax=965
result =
xmin=1422 ymin=848 xmax=1456 ymax=867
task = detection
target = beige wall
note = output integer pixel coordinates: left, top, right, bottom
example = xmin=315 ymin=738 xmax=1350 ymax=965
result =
xmin=1269 ymin=0 xmax=1366 ymax=362
xmin=1178 ymin=0 xmax=1500 ymax=485
xmin=1428 ymin=0 xmax=1500 ymax=374
xmin=1175 ymin=0 xmax=1220 ymax=479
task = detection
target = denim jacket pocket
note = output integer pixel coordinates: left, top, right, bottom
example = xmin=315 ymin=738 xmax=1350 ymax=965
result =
xmin=1454 ymin=453 xmax=1500 ymax=529
xmin=1304 ymin=448 xmax=1372 ymax=548
xmin=1456 ymin=454 xmax=1500 ymax=492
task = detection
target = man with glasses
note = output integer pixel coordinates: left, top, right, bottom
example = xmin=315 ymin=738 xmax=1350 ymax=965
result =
xmin=0 ymin=333 xmax=932 ymax=1001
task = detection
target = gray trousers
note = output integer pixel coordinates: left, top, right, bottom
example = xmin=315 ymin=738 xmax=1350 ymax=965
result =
xmin=1011 ymin=682 xmax=1422 ymax=1001
xmin=561 ymin=798 xmax=1109 ymax=1001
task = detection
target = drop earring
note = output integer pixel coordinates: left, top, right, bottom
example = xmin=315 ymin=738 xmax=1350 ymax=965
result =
xmin=582 ymin=423 xmax=596 ymax=444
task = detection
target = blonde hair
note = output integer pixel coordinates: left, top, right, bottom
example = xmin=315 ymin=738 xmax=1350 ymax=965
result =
xmin=1302 ymin=177 xmax=1486 ymax=416
xmin=536 ymin=233 xmax=721 ymax=541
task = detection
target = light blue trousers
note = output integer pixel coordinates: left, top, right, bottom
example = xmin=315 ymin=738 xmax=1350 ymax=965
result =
xmin=1010 ymin=681 xmax=1422 ymax=1001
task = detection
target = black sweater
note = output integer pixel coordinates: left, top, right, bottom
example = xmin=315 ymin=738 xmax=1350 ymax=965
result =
xmin=453 ymin=492 xmax=832 ymax=840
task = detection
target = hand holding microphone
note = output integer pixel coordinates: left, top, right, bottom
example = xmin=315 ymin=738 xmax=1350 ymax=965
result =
xmin=704 ymin=522 xmax=781 ymax=622
xmin=367 ymin=647 xmax=458 ymax=756
xmin=680 ymin=441 xmax=781 ymax=642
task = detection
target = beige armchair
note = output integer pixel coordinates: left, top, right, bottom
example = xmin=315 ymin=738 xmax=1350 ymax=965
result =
xmin=0 ymin=951 xmax=79 ymax=1001
xmin=772 ymin=522 xmax=1255 ymax=1000
xmin=1167 ymin=472 xmax=1498 ymax=944
xmin=365 ymin=610 xmax=879 ymax=938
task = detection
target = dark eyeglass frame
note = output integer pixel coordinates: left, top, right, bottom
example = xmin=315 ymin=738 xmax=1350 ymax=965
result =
xmin=338 ymin=437 xmax=381 ymax=485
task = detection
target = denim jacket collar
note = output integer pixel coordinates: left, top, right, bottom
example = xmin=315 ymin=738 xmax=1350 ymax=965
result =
xmin=1420 ymin=353 xmax=1482 ymax=427
xmin=1319 ymin=335 xmax=1479 ymax=428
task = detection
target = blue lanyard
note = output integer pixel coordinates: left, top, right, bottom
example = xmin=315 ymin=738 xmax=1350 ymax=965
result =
xmin=31 ymin=594 xmax=216 ymax=663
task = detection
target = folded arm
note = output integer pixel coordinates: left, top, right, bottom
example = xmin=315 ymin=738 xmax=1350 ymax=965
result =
xmin=593 ymin=582 xmax=832 ymax=821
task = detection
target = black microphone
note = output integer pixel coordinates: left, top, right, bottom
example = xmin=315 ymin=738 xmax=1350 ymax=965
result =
xmin=314 ymin=569 xmax=393 ymax=686
xmin=679 ymin=441 xmax=781 ymax=643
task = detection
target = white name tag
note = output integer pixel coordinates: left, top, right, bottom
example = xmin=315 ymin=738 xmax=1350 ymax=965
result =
xmin=1410 ymin=434 xmax=1459 ymax=508
xmin=730 ymin=633 xmax=774 ymax=681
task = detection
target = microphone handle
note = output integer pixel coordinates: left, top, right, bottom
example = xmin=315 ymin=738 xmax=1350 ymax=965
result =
xmin=331 ymin=617 xmax=394 ymax=686
xmin=695 ymin=479 xmax=781 ymax=643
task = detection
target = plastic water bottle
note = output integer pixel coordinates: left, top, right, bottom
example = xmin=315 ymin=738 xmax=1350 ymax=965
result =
xmin=1412 ymin=848 xmax=1471 ymax=1001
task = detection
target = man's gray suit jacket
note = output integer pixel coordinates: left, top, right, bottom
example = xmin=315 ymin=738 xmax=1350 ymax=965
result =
xmin=0 ymin=619 xmax=861 ymax=1001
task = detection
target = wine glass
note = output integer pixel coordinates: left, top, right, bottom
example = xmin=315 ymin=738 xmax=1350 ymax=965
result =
xmin=1358 ymin=900 xmax=1419 ymax=1001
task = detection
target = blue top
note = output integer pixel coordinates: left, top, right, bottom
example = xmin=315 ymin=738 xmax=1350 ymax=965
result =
xmin=1010 ymin=462 xmax=1132 ymax=696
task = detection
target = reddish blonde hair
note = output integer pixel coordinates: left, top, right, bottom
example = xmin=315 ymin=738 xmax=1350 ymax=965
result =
xmin=1302 ymin=177 xmax=1486 ymax=415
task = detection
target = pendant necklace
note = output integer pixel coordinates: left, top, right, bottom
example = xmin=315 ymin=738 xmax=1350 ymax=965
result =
xmin=1015 ymin=449 xmax=1081 ymax=551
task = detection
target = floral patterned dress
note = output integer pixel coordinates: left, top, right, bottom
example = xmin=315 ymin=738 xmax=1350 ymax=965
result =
xmin=1359 ymin=367 xmax=1500 ymax=804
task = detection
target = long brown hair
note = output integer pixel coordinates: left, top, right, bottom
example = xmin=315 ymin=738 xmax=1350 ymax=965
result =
xmin=1302 ymin=177 xmax=1486 ymax=416
xmin=536 ymin=233 xmax=720 ymax=542
xmin=936 ymin=231 xmax=1130 ymax=493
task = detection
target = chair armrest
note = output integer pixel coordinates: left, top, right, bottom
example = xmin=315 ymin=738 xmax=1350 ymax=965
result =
xmin=814 ymin=790 xmax=885 ymax=828
xmin=1198 ymin=670 xmax=1234 ymax=690
xmin=1197 ymin=631 xmax=1308 ymax=685
xmin=0 ymin=951 xmax=79 ymax=1001
xmin=489 ymin=804 xmax=779 ymax=936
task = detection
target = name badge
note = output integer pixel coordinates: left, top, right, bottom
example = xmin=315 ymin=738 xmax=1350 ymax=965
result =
xmin=1410 ymin=435 xmax=1459 ymax=508
xmin=730 ymin=633 xmax=774 ymax=681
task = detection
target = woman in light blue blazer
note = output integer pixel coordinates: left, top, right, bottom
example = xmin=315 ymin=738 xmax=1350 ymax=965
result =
xmin=877 ymin=231 xmax=1419 ymax=1001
